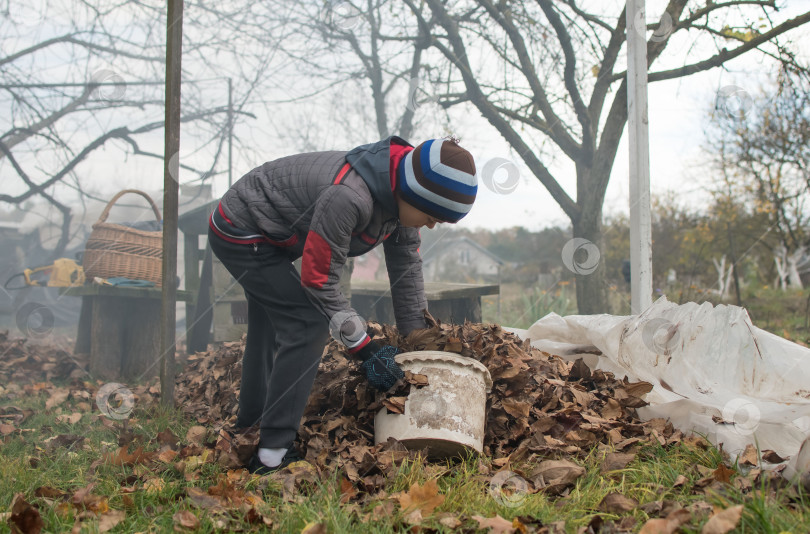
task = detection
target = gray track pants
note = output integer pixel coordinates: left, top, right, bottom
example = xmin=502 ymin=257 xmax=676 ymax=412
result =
xmin=208 ymin=228 xmax=330 ymax=449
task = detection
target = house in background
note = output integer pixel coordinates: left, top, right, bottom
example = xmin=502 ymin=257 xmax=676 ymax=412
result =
xmin=422 ymin=237 xmax=505 ymax=283
xmin=351 ymin=248 xmax=382 ymax=281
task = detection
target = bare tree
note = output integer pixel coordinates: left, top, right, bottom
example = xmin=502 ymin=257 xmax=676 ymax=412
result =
xmin=0 ymin=0 xmax=288 ymax=257
xmin=264 ymin=0 xmax=442 ymax=149
xmin=709 ymin=66 xmax=810 ymax=290
xmin=396 ymin=0 xmax=810 ymax=312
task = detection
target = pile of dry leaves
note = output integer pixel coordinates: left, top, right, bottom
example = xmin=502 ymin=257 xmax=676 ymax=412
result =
xmin=176 ymin=314 xmax=669 ymax=473
xmin=0 ymin=330 xmax=87 ymax=385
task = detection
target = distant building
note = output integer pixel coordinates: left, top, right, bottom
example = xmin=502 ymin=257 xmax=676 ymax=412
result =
xmin=351 ymin=248 xmax=382 ymax=281
xmin=421 ymin=237 xmax=505 ymax=283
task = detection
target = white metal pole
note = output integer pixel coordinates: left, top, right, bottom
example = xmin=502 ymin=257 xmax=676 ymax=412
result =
xmin=626 ymin=0 xmax=653 ymax=314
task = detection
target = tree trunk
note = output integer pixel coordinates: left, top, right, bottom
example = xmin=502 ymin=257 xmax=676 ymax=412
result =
xmin=572 ymin=204 xmax=608 ymax=314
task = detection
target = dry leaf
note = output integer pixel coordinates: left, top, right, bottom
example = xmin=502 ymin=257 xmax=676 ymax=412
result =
xmin=382 ymin=397 xmax=406 ymax=414
xmin=173 ymin=510 xmax=200 ymax=530
xmin=701 ymin=505 xmax=743 ymax=534
xmin=739 ymin=444 xmax=758 ymax=466
xmin=8 ymin=493 xmax=43 ymax=534
xmin=530 ymin=460 xmax=585 ymax=494
xmin=397 ymin=479 xmax=445 ymax=515
xmin=601 ymin=452 xmax=635 ymax=473
xmin=185 ymin=426 xmax=207 ymax=445
xmin=501 ymin=399 xmax=531 ymax=418
xmin=598 ymin=493 xmax=638 ymax=513
xmin=301 ymin=522 xmax=327 ymax=534
xmin=45 ymin=387 xmax=70 ymax=410
xmin=639 ymin=509 xmax=691 ymax=534
xmin=144 ymin=478 xmax=165 ymax=494
xmin=437 ymin=513 xmax=461 ymax=529
xmin=98 ymin=510 xmax=125 ymax=532
xmin=762 ymin=450 xmax=785 ymax=463
xmin=472 ymin=514 xmax=516 ymax=534
xmin=712 ymin=464 xmax=735 ymax=484
xmin=56 ymin=413 xmax=82 ymax=424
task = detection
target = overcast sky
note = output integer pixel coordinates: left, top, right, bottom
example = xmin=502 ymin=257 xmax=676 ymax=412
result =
xmin=5 ymin=1 xmax=809 ymax=236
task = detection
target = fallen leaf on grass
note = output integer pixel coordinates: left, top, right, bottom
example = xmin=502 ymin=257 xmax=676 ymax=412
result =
xmin=185 ymin=426 xmax=207 ymax=445
xmin=598 ymin=492 xmax=638 ymax=513
xmin=102 ymin=446 xmax=156 ymax=467
xmin=44 ymin=434 xmax=85 ymax=452
xmin=98 ymin=510 xmax=125 ymax=532
xmin=739 ymin=444 xmax=758 ymax=466
xmin=397 ymin=479 xmax=445 ymax=515
xmin=143 ymin=478 xmax=165 ymax=494
xmin=157 ymin=429 xmax=180 ymax=449
xmin=701 ymin=505 xmax=743 ymax=534
xmin=185 ymin=486 xmax=224 ymax=511
xmin=712 ymin=464 xmax=735 ymax=484
xmin=173 ymin=510 xmax=199 ymax=531
xmin=8 ymin=493 xmax=43 ymax=534
xmin=472 ymin=514 xmax=516 ymax=533
xmin=762 ymin=450 xmax=785 ymax=463
xmin=601 ymin=452 xmax=635 ymax=473
xmin=56 ymin=413 xmax=82 ymax=425
xmin=437 ymin=513 xmax=461 ymax=528
xmin=45 ymin=387 xmax=70 ymax=410
xmin=301 ymin=522 xmax=327 ymax=534
xmin=370 ymin=501 xmax=395 ymax=520
xmin=0 ymin=423 xmax=16 ymax=435
xmin=530 ymin=460 xmax=585 ymax=495
xmin=639 ymin=509 xmax=691 ymax=534
xmin=339 ymin=477 xmax=357 ymax=504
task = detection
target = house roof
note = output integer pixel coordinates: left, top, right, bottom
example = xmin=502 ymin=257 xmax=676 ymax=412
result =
xmin=422 ymin=236 xmax=505 ymax=265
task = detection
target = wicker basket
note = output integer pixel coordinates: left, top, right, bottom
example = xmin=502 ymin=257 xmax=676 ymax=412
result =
xmin=82 ymin=189 xmax=163 ymax=286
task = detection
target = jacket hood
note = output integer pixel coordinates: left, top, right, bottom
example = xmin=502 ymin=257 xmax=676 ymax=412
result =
xmin=345 ymin=136 xmax=413 ymax=216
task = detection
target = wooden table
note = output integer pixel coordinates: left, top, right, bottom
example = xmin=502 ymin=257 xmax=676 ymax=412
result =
xmin=60 ymin=285 xmax=191 ymax=381
xmin=350 ymin=281 xmax=499 ymax=326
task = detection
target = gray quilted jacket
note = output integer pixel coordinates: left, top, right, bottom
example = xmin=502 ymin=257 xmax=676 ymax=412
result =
xmin=219 ymin=136 xmax=428 ymax=341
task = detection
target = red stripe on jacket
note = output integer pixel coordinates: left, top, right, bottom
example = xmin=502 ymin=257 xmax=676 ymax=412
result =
xmin=301 ymin=230 xmax=332 ymax=289
xmin=389 ymin=143 xmax=413 ymax=191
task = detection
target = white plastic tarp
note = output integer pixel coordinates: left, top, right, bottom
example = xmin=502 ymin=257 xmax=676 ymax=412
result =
xmin=506 ymin=296 xmax=810 ymax=481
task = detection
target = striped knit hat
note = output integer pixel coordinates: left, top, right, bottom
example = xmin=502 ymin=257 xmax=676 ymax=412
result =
xmin=397 ymin=139 xmax=477 ymax=223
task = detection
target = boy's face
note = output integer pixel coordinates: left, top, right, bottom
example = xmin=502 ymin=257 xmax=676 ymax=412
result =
xmin=396 ymin=194 xmax=440 ymax=229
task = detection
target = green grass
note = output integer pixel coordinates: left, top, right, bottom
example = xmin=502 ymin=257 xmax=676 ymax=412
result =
xmin=3 ymin=383 xmax=810 ymax=533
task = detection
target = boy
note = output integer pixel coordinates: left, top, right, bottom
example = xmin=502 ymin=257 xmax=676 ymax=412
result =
xmin=208 ymin=136 xmax=477 ymax=473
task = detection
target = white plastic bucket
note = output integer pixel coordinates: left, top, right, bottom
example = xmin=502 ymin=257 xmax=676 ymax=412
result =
xmin=374 ymin=351 xmax=493 ymax=458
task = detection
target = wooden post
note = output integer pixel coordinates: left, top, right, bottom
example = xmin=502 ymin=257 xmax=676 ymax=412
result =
xmin=626 ymin=0 xmax=653 ymax=314
xmin=161 ymin=0 xmax=183 ymax=407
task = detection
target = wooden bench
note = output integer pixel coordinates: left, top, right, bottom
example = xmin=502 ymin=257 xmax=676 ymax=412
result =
xmin=350 ymin=281 xmax=500 ymax=326
xmin=60 ymin=285 xmax=191 ymax=381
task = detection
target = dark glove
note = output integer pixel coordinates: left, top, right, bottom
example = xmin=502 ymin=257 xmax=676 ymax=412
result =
xmin=357 ymin=342 xmax=404 ymax=391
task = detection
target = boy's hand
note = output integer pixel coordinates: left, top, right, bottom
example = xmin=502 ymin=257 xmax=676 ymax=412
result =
xmin=358 ymin=344 xmax=404 ymax=391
